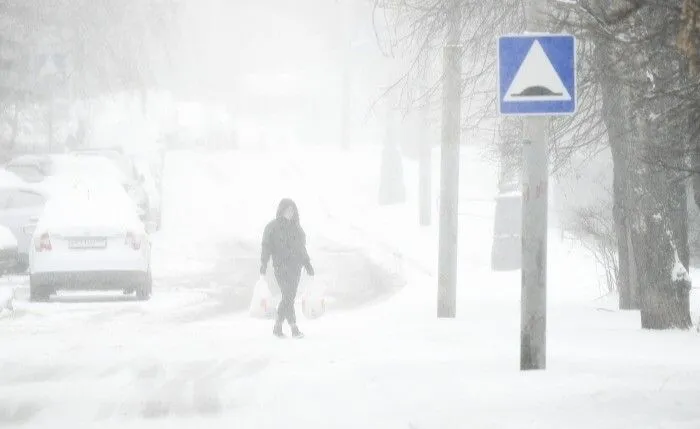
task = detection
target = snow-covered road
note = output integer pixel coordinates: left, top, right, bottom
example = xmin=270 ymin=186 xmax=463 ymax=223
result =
xmin=2 ymin=146 xmax=700 ymax=429
xmin=0 ymin=148 xmax=406 ymax=426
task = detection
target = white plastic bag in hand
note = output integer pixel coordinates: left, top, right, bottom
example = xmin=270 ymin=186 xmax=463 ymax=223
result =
xmin=249 ymin=276 xmax=279 ymax=319
xmin=301 ymin=276 xmax=326 ymax=319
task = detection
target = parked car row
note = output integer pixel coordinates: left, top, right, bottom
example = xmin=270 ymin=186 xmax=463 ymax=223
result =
xmin=0 ymin=146 xmax=164 ymax=301
xmin=4 ymin=148 xmax=162 ymax=228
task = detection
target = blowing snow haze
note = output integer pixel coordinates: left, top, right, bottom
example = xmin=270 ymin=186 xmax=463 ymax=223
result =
xmin=1 ymin=1 xmax=700 ymax=428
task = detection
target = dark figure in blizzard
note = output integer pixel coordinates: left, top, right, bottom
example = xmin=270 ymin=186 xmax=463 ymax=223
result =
xmin=260 ymin=198 xmax=314 ymax=338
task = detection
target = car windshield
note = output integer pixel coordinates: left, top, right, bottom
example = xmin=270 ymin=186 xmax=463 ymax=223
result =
xmin=39 ymin=179 xmax=138 ymax=227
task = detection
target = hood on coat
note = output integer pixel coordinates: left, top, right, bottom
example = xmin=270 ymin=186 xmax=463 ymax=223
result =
xmin=276 ymin=198 xmax=300 ymax=225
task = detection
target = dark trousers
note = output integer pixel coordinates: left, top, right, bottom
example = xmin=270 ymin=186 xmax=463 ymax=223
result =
xmin=274 ymin=265 xmax=302 ymax=325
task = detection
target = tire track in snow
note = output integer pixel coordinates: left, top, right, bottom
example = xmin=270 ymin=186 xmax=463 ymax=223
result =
xmin=108 ymin=356 xmax=271 ymax=420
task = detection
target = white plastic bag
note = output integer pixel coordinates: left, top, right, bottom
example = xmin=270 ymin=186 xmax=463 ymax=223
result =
xmin=301 ymin=276 xmax=326 ymax=319
xmin=249 ymin=276 xmax=280 ymax=319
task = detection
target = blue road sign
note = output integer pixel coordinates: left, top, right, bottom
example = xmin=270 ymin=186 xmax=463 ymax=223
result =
xmin=498 ymin=34 xmax=576 ymax=115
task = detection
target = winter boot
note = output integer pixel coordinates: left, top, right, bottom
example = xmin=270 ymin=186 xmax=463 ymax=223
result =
xmin=273 ymin=321 xmax=285 ymax=338
xmin=290 ymin=324 xmax=304 ymax=338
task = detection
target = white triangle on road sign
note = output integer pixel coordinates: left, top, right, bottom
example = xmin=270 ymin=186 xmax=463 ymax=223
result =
xmin=504 ymin=40 xmax=571 ymax=102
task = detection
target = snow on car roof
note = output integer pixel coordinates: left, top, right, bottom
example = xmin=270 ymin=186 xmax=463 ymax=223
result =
xmin=36 ymin=178 xmax=143 ymax=233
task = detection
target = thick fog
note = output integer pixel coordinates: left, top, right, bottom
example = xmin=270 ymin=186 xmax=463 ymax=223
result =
xmin=2 ymin=1 xmax=700 ymax=428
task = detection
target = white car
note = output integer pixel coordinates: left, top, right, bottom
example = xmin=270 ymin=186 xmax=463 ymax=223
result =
xmin=69 ymin=149 xmax=151 ymax=220
xmin=48 ymin=154 xmax=148 ymax=220
xmin=28 ymin=178 xmax=152 ymax=302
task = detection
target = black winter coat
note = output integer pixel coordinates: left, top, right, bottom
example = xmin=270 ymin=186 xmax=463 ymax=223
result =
xmin=261 ymin=199 xmax=312 ymax=273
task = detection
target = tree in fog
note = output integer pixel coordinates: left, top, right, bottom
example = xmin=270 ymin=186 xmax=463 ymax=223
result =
xmin=0 ymin=0 xmax=180 ymax=153
xmin=562 ymin=0 xmax=694 ymax=328
xmin=378 ymin=0 xmax=696 ymax=329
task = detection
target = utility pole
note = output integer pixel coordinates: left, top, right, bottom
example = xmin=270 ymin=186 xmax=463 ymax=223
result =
xmin=437 ymin=0 xmax=462 ymax=318
xmin=520 ymin=0 xmax=548 ymax=370
xmin=340 ymin=0 xmax=357 ymax=151
xmin=419 ymin=64 xmax=432 ymax=226
xmin=341 ymin=59 xmax=350 ymax=150
xmin=47 ymin=99 xmax=54 ymax=151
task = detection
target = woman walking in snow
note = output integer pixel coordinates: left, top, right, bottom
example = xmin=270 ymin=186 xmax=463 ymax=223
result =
xmin=260 ymin=198 xmax=314 ymax=338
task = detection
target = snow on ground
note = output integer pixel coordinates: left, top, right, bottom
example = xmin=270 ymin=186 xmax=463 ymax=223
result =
xmin=2 ymin=143 xmax=700 ymax=428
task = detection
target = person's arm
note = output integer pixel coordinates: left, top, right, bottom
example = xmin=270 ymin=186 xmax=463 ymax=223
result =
xmin=260 ymin=223 xmax=272 ymax=274
xmin=301 ymin=231 xmax=314 ymax=275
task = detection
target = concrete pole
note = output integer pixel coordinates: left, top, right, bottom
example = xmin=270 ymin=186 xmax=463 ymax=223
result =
xmin=339 ymin=1 xmax=350 ymax=150
xmin=341 ymin=58 xmax=350 ymax=150
xmin=520 ymin=0 xmax=549 ymax=371
xmin=419 ymin=64 xmax=432 ymax=226
xmin=437 ymin=0 xmax=462 ymax=318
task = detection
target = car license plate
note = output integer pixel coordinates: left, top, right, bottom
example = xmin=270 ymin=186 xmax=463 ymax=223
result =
xmin=69 ymin=238 xmax=107 ymax=249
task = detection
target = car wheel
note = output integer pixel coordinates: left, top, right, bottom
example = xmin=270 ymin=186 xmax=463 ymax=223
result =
xmin=136 ymin=271 xmax=152 ymax=301
xmin=29 ymin=276 xmax=50 ymax=302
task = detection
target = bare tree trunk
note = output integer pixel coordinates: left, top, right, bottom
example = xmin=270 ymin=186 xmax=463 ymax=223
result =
xmin=671 ymin=178 xmax=692 ymax=328
xmin=634 ymin=0 xmax=693 ymax=331
xmin=418 ymin=70 xmax=431 ymax=226
xmin=378 ymin=93 xmax=406 ymax=205
xmin=595 ymin=38 xmax=638 ymax=309
xmin=674 ymin=181 xmax=690 ymax=269
xmin=601 ymin=87 xmax=636 ymax=309
xmin=691 ymin=108 xmax=700 ymax=210
xmin=611 ymin=148 xmax=635 ymax=308
xmin=590 ymin=3 xmax=692 ymax=328
xmin=636 ymin=144 xmax=692 ymax=330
